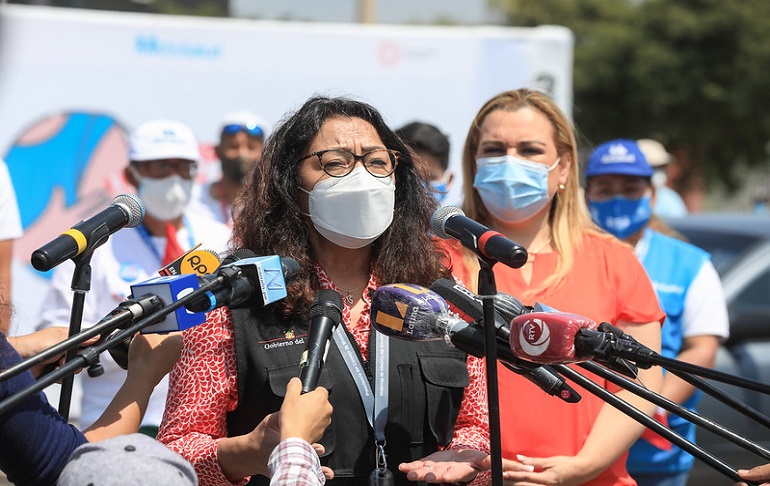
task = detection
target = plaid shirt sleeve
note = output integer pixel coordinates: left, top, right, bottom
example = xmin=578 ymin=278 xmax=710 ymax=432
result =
xmin=267 ymin=438 xmax=325 ymax=486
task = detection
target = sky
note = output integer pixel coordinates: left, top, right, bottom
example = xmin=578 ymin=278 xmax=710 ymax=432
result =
xmin=230 ymin=0 xmax=502 ymax=25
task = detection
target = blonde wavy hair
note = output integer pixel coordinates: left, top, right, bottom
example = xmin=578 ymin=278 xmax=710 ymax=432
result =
xmin=459 ymin=89 xmax=607 ymax=296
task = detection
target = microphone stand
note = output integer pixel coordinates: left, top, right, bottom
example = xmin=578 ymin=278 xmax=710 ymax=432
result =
xmin=0 ymin=272 xmax=230 ymax=416
xmin=0 ymin=294 xmax=163 ymax=384
xmin=58 ymin=251 xmax=94 ymax=421
xmin=477 ymin=258 xmax=504 ymax=486
xmin=546 ymin=363 xmax=760 ymax=485
xmin=575 ymin=361 xmax=770 ymax=462
xmin=582 ymin=330 xmax=770 ymax=428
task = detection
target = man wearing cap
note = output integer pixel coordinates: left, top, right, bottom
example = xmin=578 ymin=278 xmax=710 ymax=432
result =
xmin=35 ymin=119 xmax=231 ymax=437
xmin=584 ymin=139 xmax=729 ymax=486
xmin=190 ymin=111 xmax=267 ymax=226
xmin=636 ymin=138 xmax=688 ymax=218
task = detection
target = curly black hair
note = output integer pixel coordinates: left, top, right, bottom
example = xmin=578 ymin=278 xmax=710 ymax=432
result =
xmin=231 ymin=96 xmax=451 ymax=316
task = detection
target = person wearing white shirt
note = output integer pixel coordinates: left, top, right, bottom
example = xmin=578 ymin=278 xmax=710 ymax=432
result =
xmin=36 ymin=120 xmax=231 ymax=436
xmin=0 ymin=159 xmax=23 ymax=333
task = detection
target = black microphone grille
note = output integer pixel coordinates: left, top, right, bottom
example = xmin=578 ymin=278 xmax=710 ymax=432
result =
xmin=221 ymin=248 xmax=258 ymax=266
xmin=113 ymin=194 xmax=145 ymax=228
xmin=309 ymin=289 xmax=343 ymax=321
xmin=431 ymin=205 xmax=464 ymax=240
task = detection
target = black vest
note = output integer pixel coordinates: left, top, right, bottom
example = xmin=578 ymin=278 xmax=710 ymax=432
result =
xmin=226 ymin=305 xmax=470 ymax=485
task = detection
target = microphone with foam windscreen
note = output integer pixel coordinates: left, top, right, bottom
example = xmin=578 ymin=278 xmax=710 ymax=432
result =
xmin=429 ymin=278 xmax=525 ymax=339
xmin=371 ymin=284 xmax=581 ymax=402
xmin=509 ymin=311 xmax=599 ymax=365
xmin=109 ymin=246 xmax=222 ymax=368
xmin=427 ymin=280 xmax=580 ymax=403
xmin=431 ymin=205 xmax=528 ymax=269
xmin=158 ymin=244 xmax=222 ymax=277
xmin=299 ymin=289 xmax=344 ymax=394
xmin=183 ymin=251 xmax=301 ymax=313
xmin=31 ymin=194 xmax=145 ymax=272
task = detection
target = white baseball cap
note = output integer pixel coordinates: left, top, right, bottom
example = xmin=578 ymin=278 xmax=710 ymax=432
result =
xmin=129 ymin=119 xmax=201 ymax=162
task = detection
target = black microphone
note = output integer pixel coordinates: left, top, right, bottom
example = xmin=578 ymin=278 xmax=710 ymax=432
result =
xmin=371 ymin=283 xmax=580 ymax=402
xmin=299 ymin=289 xmax=343 ymax=393
xmin=431 ymin=205 xmax=528 ymax=269
xmin=31 ymin=194 xmax=145 ymax=272
xmin=183 ymin=251 xmax=301 ymax=313
xmin=427 ymin=280 xmax=580 ymax=402
xmin=429 ymin=278 xmax=526 ymax=339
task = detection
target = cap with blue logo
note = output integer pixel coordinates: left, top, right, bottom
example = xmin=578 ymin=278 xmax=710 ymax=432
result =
xmin=585 ymin=139 xmax=653 ymax=178
xmin=129 ymin=119 xmax=200 ymax=162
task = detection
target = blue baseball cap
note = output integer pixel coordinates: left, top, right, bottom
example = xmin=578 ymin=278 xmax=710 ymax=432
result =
xmin=585 ymin=139 xmax=653 ymax=178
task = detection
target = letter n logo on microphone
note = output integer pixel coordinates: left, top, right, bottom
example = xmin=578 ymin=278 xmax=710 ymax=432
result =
xmin=518 ymin=318 xmax=551 ymax=357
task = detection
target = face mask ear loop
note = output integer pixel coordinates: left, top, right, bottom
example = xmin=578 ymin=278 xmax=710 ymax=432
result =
xmin=547 ymin=157 xmax=561 ymax=172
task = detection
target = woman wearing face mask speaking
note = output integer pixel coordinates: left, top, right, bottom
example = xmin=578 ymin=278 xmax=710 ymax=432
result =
xmin=441 ymin=89 xmax=664 ymax=486
xmin=35 ymin=119 xmax=232 ymax=438
xmin=157 ymin=97 xmax=491 ymax=486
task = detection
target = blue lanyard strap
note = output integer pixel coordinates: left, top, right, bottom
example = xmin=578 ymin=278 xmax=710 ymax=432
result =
xmin=332 ymin=325 xmax=389 ymax=444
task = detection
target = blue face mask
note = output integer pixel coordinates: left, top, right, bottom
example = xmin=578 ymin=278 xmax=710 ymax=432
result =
xmin=430 ymin=180 xmax=448 ymax=204
xmin=588 ymin=195 xmax=652 ymax=239
xmin=473 ymin=155 xmax=559 ymax=223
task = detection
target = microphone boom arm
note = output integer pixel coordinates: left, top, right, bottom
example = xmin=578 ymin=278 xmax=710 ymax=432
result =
xmin=0 ymin=274 xmax=228 ymax=416
xmin=550 ymin=362 xmax=760 ymax=485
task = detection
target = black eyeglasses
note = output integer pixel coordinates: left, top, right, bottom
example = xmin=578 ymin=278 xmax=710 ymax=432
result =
xmin=298 ymin=148 xmax=400 ymax=178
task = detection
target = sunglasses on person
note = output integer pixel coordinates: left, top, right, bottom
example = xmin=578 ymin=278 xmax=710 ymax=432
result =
xmin=221 ymin=123 xmax=264 ymax=138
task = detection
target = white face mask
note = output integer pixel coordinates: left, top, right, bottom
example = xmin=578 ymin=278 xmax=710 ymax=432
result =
xmin=131 ymin=167 xmax=192 ymax=221
xmin=301 ymin=166 xmax=396 ymax=249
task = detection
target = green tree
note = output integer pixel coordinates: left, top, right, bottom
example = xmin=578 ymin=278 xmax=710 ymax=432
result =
xmin=8 ymin=0 xmax=229 ymax=17
xmin=491 ymin=0 xmax=770 ymax=192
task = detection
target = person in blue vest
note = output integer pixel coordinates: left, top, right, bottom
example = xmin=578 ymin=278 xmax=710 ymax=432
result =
xmin=584 ymin=139 xmax=730 ymax=486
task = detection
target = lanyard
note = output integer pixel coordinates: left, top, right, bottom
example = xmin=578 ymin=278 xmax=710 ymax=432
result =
xmin=332 ymin=325 xmax=389 ymax=444
xmin=135 ymin=216 xmax=195 ymax=262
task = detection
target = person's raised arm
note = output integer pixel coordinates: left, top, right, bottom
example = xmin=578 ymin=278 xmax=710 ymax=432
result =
xmin=83 ymin=332 xmax=182 ymax=441
xmin=267 ymin=377 xmax=333 ymax=486
xmin=157 ymin=308 xmax=282 ymax=485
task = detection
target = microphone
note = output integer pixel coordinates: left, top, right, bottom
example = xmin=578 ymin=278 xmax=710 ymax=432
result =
xmin=299 ymin=289 xmax=344 ymax=393
xmin=509 ymin=311 xmax=599 ymax=365
xmin=159 ymin=244 xmax=222 ymax=276
xmin=371 ymin=284 xmax=581 ymax=402
xmin=427 ymin=280 xmax=580 ymax=402
xmin=130 ymin=273 xmax=206 ymax=334
xmin=108 ymin=246 xmax=222 ymax=368
xmin=183 ymin=250 xmax=300 ymax=313
xmin=31 ymin=194 xmax=145 ymax=272
xmin=429 ymin=278 xmax=525 ymax=338
xmin=431 ymin=205 xmax=528 ymax=269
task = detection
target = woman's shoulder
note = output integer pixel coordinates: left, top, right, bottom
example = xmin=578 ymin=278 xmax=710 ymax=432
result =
xmin=579 ymin=230 xmax=635 ymax=257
